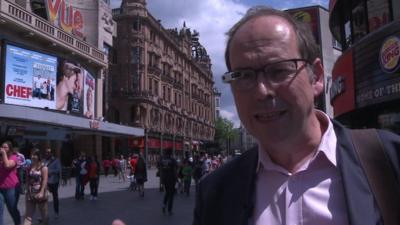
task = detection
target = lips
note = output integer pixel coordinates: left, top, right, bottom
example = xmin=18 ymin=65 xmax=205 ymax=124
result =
xmin=254 ymin=110 xmax=286 ymax=122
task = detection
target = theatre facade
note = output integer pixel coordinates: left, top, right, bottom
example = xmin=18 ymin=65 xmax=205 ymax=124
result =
xmin=329 ymin=0 xmax=400 ymax=133
xmin=0 ymin=0 xmax=143 ymax=165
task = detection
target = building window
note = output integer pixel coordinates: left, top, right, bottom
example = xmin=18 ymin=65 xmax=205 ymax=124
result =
xmin=162 ymin=85 xmax=166 ymax=100
xmin=351 ymin=0 xmax=368 ymax=42
xmin=131 ymin=46 xmax=141 ymax=64
xmin=216 ymin=98 xmax=220 ymax=107
xmin=133 ymin=16 xmax=141 ymax=31
xmin=154 ymin=80 xmax=159 ymax=96
xmin=148 ymin=78 xmax=152 ymax=93
xmin=167 ymin=87 xmax=171 ymax=102
xmin=150 ymin=30 xmax=156 ymax=43
xmin=367 ymin=0 xmax=390 ymax=32
xmin=103 ymin=42 xmax=111 ymax=55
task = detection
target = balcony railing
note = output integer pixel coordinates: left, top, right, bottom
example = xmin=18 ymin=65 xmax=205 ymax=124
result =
xmin=0 ymin=0 xmax=107 ymax=67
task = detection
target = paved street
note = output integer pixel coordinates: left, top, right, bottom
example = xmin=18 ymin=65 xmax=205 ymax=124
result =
xmin=5 ymin=169 xmax=195 ymax=225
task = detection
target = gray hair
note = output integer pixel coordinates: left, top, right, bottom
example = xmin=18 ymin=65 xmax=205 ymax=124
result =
xmin=224 ymin=5 xmax=320 ymax=71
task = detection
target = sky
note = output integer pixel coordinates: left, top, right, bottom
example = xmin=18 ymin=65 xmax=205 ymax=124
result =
xmin=110 ymin=0 xmax=330 ymax=127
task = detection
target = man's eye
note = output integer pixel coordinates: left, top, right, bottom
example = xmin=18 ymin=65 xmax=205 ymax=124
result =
xmin=238 ymin=71 xmax=254 ymax=79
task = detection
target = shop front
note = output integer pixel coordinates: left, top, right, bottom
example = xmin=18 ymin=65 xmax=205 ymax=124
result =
xmin=330 ymin=0 xmax=400 ymax=132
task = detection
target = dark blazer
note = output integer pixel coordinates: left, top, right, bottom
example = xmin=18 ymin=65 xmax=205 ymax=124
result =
xmin=193 ymin=120 xmax=400 ymax=225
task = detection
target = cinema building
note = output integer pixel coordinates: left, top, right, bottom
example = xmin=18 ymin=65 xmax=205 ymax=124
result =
xmin=110 ymin=0 xmax=215 ymax=163
xmin=329 ymin=0 xmax=400 ymax=132
xmin=0 ymin=0 xmax=143 ymax=164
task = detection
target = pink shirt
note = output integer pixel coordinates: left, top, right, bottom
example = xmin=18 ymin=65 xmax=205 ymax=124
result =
xmin=251 ymin=111 xmax=349 ymax=225
xmin=0 ymin=154 xmax=19 ymax=189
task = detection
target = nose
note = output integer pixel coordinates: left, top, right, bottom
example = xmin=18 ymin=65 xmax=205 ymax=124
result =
xmin=254 ymin=72 xmax=275 ymax=100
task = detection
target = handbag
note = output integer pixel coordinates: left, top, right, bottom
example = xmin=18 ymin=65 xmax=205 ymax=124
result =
xmin=33 ymin=189 xmax=49 ymax=202
xmin=350 ymin=129 xmax=400 ymax=225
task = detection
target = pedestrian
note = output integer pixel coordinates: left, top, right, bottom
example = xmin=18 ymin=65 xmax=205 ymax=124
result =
xmin=87 ymin=156 xmax=100 ymax=200
xmin=73 ymin=153 xmax=88 ymax=200
xmin=118 ymin=155 xmax=126 ymax=182
xmin=43 ymin=147 xmax=61 ymax=218
xmin=192 ymin=155 xmax=203 ymax=190
xmin=160 ymin=148 xmax=177 ymax=215
xmin=12 ymin=146 xmax=25 ymax=196
xmin=0 ymin=141 xmax=21 ymax=225
xmin=181 ymin=160 xmax=192 ymax=196
xmin=134 ymin=153 xmax=147 ymax=197
xmin=24 ymin=148 xmax=49 ymax=225
xmin=193 ymin=6 xmax=400 ymax=225
xmin=112 ymin=157 xmax=119 ymax=177
xmin=102 ymin=157 xmax=111 ymax=177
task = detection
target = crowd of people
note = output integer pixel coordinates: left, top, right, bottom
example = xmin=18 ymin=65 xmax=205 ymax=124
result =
xmin=1 ymin=138 xmax=234 ymax=225
xmin=0 ymin=141 xmax=61 ymax=225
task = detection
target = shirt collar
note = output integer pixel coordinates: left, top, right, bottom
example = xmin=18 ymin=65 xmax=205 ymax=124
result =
xmin=256 ymin=110 xmax=337 ymax=173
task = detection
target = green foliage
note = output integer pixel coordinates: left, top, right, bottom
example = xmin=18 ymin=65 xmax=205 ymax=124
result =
xmin=214 ymin=117 xmax=238 ymax=151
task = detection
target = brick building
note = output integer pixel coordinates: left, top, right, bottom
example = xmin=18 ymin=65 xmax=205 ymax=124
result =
xmin=110 ymin=0 xmax=215 ymax=162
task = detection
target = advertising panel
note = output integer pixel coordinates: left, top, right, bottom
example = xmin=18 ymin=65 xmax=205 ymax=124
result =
xmin=83 ymin=70 xmax=95 ymax=119
xmin=367 ymin=0 xmax=390 ymax=32
xmin=4 ymin=44 xmax=57 ymax=109
xmin=355 ymin=32 xmax=400 ymax=108
xmin=56 ymin=59 xmax=84 ymax=114
xmin=288 ymin=7 xmax=320 ymax=45
xmin=331 ymin=50 xmax=355 ymax=117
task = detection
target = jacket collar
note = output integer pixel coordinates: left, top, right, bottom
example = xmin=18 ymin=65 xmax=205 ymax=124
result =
xmin=333 ymin=120 xmax=381 ymax=225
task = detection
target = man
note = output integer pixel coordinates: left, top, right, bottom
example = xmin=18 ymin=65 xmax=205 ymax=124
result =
xmin=160 ymin=148 xmax=178 ymax=215
xmin=193 ymin=6 xmax=400 ymax=225
xmin=44 ymin=147 xmax=61 ymax=218
xmin=73 ymin=153 xmax=88 ymax=200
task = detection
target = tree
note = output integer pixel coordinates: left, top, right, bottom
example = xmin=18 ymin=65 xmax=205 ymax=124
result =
xmin=214 ymin=117 xmax=238 ymax=155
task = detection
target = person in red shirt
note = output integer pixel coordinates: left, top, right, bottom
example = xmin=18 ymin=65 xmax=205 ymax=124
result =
xmin=102 ymin=158 xmax=111 ymax=177
xmin=129 ymin=155 xmax=138 ymax=174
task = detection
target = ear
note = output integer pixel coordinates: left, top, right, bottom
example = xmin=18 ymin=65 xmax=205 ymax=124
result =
xmin=310 ymin=58 xmax=324 ymax=97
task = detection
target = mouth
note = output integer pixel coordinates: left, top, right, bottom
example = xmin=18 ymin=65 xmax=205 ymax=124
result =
xmin=254 ymin=110 xmax=287 ymax=122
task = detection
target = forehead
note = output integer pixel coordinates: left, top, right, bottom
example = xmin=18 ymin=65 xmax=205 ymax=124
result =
xmin=229 ymin=15 xmax=299 ymax=67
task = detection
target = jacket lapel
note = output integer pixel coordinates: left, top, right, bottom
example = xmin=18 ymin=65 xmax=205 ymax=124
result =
xmin=333 ymin=121 xmax=382 ymax=225
xmin=222 ymin=148 xmax=258 ymax=225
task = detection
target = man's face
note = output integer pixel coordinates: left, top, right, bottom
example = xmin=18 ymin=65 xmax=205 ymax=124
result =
xmin=228 ymin=15 xmax=323 ymax=144
xmin=45 ymin=149 xmax=51 ymax=158
xmin=64 ymin=69 xmax=78 ymax=94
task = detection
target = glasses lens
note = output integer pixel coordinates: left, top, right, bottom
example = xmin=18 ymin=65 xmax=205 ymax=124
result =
xmin=265 ymin=61 xmax=298 ymax=83
xmin=233 ymin=70 xmax=255 ymax=90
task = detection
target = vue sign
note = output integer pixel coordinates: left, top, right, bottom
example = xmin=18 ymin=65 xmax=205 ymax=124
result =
xmin=45 ymin=0 xmax=84 ymax=38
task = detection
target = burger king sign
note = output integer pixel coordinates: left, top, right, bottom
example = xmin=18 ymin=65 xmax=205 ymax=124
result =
xmin=380 ymin=36 xmax=400 ymax=74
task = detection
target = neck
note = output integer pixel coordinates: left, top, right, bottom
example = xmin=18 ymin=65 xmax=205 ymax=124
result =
xmin=260 ymin=111 xmax=327 ymax=173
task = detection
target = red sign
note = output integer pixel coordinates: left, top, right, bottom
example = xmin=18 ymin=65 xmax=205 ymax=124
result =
xmin=331 ymin=49 xmax=355 ymax=117
xmin=89 ymin=120 xmax=99 ymax=129
xmin=6 ymin=84 xmax=32 ymax=99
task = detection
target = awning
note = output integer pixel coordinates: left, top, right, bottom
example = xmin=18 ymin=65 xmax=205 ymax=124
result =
xmin=0 ymin=104 xmax=144 ymax=137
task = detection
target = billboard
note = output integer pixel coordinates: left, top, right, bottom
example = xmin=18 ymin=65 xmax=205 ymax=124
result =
xmin=56 ymin=59 xmax=84 ymax=114
xmin=288 ymin=7 xmax=320 ymax=45
xmin=83 ymin=70 xmax=95 ymax=119
xmin=4 ymin=44 xmax=58 ymax=109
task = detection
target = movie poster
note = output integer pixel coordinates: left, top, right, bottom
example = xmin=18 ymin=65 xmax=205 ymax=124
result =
xmin=4 ymin=44 xmax=57 ymax=109
xmin=56 ymin=59 xmax=84 ymax=114
xmin=83 ymin=70 xmax=95 ymax=119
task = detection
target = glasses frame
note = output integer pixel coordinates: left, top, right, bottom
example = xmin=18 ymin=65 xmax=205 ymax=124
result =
xmin=222 ymin=58 xmax=310 ymax=89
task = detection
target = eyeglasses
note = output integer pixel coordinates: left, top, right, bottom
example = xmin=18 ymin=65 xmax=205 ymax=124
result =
xmin=222 ymin=59 xmax=310 ymax=90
